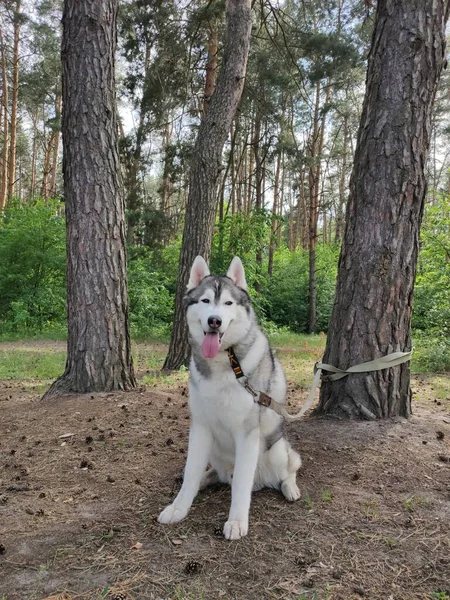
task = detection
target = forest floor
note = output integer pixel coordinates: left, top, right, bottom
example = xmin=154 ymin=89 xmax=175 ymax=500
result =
xmin=0 ymin=339 xmax=450 ymax=600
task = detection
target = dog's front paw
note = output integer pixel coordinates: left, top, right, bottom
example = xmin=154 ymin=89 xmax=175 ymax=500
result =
xmin=158 ymin=503 xmax=188 ymax=524
xmin=223 ymin=519 xmax=248 ymax=540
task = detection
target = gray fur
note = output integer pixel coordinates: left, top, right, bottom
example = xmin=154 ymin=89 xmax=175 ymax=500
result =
xmin=184 ymin=275 xmax=251 ymax=311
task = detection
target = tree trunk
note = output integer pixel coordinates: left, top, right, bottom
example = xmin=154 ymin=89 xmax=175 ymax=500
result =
xmin=307 ymin=82 xmax=321 ymax=333
xmin=125 ymin=39 xmax=151 ymax=246
xmin=268 ymin=149 xmax=282 ymax=276
xmin=335 ymin=113 xmax=349 ymax=243
xmin=202 ymin=9 xmax=219 ymax=118
xmin=253 ymin=110 xmax=263 ymax=291
xmin=41 ymin=130 xmax=55 ymax=199
xmin=316 ymin=0 xmax=449 ymax=419
xmin=308 ymin=81 xmax=330 ymax=333
xmin=163 ymin=0 xmax=252 ymax=371
xmin=7 ymin=0 xmax=20 ymax=201
xmin=43 ymin=0 xmax=136 ymax=398
xmin=49 ymin=94 xmax=62 ymax=197
xmin=0 ymin=28 xmax=8 ymax=210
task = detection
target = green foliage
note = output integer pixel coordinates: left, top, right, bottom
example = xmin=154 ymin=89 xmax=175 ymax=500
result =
xmin=414 ymin=197 xmax=450 ymax=337
xmin=127 ymin=248 xmax=174 ymax=338
xmin=264 ymin=245 xmax=339 ymax=332
xmin=0 ymin=199 xmax=66 ymax=332
xmin=211 ymin=209 xmax=273 ymax=282
xmin=412 ymin=332 xmax=450 ymax=374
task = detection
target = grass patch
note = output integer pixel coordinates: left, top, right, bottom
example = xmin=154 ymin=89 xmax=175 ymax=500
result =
xmin=0 ymin=348 xmax=66 ymax=380
xmin=0 ymin=327 xmax=67 ymax=343
xmin=321 ymin=489 xmax=333 ymax=503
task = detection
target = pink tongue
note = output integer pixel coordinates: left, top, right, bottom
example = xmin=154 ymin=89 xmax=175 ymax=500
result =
xmin=202 ymin=332 xmax=220 ymax=359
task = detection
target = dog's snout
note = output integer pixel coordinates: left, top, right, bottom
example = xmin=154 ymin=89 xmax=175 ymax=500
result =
xmin=208 ymin=315 xmax=222 ymax=329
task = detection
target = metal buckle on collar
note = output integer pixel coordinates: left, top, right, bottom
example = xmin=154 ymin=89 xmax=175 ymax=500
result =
xmin=243 ymin=379 xmax=258 ymax=399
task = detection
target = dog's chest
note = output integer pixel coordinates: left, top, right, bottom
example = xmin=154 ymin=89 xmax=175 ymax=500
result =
xmin=190 ymin=373 xmax=258 ymax=432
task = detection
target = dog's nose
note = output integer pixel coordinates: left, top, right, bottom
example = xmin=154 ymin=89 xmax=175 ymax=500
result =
xmin=208 ymin=315 xmax=222 ymax=329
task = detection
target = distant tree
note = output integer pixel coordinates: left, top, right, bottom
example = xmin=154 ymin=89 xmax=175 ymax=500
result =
xmin=317 ymin=0 xmax=450 ymax=419
xmin=43 ymin=0 xmax=136 ymax=398
xmin=163 ymin=0 xmax=252 ymax=370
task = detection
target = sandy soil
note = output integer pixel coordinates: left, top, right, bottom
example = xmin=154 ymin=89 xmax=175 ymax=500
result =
xmin=0 ymin=352 xmax=449 ymax=600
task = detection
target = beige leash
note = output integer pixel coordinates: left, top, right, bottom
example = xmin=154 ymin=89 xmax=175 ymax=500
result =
xmin=235 ymin=349 xmax=413 ymax=423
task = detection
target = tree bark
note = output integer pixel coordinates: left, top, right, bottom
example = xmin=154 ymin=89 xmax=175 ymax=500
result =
xmin=49 ymin=94 xmax=62 ymax=197
xmin=335 ymin=113 xmax=349 ymax=243
xmin=308 ymin=81 xmax=330 ymax=333
xmin=316 ymin=0 xmax=449 ymax=419
xmin=0 ymin=28 xmax=8 ymax=210
xmin=202 ymin=8 xmax=219 ymax=118
xmin=7 ymin=0 xmax=20 ymax=201
xmin=43 ymin=0 xmax=136 ymax=398
xmin=163 ymin=0 xmax=252 ymax=370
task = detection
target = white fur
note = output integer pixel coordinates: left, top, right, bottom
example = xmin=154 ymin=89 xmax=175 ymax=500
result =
xmin=158 ymin=257 xmax=301 ymax=540
xmin=227 ymin=256 xmax=247 ymax=290
xmin=186 ymin=255 xmax=209 ymax=291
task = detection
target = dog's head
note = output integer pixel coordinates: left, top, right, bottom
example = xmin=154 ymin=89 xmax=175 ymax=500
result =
xmin=184 ymin=256 xmax=253 ymax=359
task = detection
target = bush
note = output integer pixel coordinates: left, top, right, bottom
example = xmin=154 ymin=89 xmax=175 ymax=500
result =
xmin=0 ymin=199 xmax=66 ymax=331
xmin=414 ymin=197 xmax=450 ymax=337
xmin=263 ymin=244 xmax=339 ymax=332
xmin=127 ymin=248 xmax=174 ymax=338
xmin=412 ymin=332 xmax=450 ymax=373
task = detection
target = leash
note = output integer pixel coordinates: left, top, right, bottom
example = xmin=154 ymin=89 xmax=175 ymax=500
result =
xmin=226 ymin=347 xmax=413 ymax=423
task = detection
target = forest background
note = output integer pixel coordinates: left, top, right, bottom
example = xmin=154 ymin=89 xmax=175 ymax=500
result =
xmin=0 ymin=0 xmax=449 ymax=372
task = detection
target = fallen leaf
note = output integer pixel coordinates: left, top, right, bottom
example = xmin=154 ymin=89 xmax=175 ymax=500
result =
xmin=132 ymin=542 xmax=143 ymax=550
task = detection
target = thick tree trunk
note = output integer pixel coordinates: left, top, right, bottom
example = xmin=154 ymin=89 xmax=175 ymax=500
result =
xmin=163 ymin=0 xmax=252 ymax=370
xmin=43 ymin=0 xmax=136 ymax=398
xmin=7 ymin=0 xmax=20 ymax=201
xmin=316 ymin=0 xmax=449 ymax=419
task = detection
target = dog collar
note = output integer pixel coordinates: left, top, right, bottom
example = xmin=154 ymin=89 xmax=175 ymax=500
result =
xmin=226 ymin=347 xmax=245 ymax=379
xmin=226 ymin=347 xmax=272 ymax=407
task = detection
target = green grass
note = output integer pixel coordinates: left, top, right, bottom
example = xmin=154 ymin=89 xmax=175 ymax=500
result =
xmin=0 ymin=348 xmax=66 ymax=380
xmin=0 ymin=326 xmax=67 ymax=343
xmin=321 ymin=489 xmax=333 ymax=503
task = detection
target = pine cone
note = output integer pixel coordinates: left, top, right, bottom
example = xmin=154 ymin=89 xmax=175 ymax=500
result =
xmin=184 ymin=560 xmax=203 ymax=574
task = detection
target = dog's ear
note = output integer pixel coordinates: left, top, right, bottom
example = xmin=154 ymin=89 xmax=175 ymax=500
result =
xmin=187 ymin=256 xmax=210 ymax=291
xmin=227 ymin=257 xmax=247 ymax=290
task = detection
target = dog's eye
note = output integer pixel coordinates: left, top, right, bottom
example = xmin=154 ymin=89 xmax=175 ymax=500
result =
xmin=224 ymin=301 xmax=233 ymax=306
xmin=201 ymin=298 xmax=210 ymax=303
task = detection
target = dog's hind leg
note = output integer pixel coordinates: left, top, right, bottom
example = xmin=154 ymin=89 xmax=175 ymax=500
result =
xmin=199 ymin=468 xmax=220 ymax=490
xmin=280 ymin=447 xmax=301 ymax=501
xmin=261 ymin=438 xmax=301 ymax=501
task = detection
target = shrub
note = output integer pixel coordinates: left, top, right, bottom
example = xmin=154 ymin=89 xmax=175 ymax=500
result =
xmin=0 ymin=199 xmax=66 ymax=331
xmin=263 ymin=244 xmax=339 ymax=332
xmin=127 ymin=249 xmax=174 ymax=337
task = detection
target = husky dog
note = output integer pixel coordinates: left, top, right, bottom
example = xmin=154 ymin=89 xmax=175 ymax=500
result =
xmin=158 ymin=256 xmax=301 ymax=540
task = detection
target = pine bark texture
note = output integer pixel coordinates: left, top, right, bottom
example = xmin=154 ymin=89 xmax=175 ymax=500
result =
xmin=7 ymin=0 xmax=20 ymax=201
xmin=317 ymin=0 xmax=449 ymax=419
xmin=163 ymin=0 xmax=252 ymax=370
xmin=43 ymin=0 xmax=136 ymax=398
xmin=0 ymin=28 xmax=8 ymax=210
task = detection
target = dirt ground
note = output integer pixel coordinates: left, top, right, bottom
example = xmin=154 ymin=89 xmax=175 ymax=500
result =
xmin=1 ymin=347 xmax=449 ymax=600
